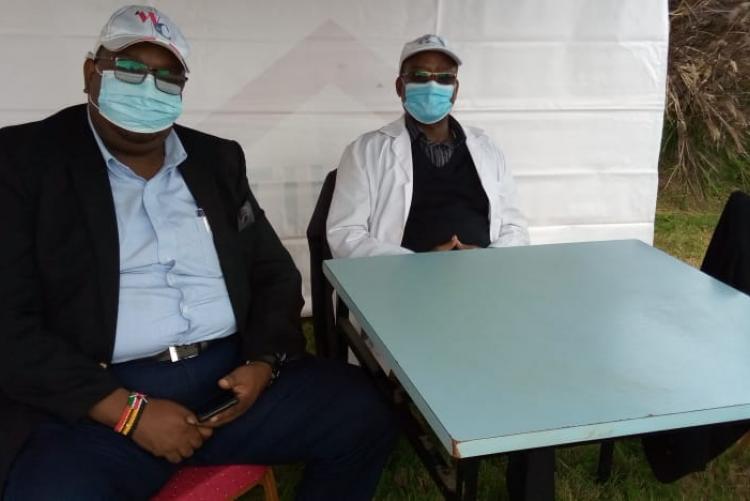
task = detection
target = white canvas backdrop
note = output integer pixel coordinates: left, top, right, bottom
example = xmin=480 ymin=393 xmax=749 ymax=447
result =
xmin=0 ymin=0 xmax=669 ymax=313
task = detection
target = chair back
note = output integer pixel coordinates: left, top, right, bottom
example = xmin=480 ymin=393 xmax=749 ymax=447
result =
xmin=306 ymin=170 xmax=348 ymax=359
xmin=701 ymin=191 xmax=750 ymax=295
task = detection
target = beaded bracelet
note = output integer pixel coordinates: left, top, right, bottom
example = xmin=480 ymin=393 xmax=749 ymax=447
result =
xmin=114 ymin=392 xmax=148 ymax=437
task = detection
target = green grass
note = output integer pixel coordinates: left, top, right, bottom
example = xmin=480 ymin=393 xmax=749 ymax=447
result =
xmin=245 ymin=187 xmax=750 ymax=500
xmin=654 ymin=211 xmax=720 ymax=268
xmin=652 ymin=182 xmax=728 ymax=268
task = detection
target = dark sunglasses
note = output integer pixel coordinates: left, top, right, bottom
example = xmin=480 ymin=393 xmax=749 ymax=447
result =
xmin=401 ymin=70 xmax=457 ymax=85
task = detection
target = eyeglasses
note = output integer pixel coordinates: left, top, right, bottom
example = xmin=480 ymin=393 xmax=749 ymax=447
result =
xmin=401 ymin=70 xmax=457 ymax=85
xmin=95 ymin=57 xmax=187 ymax=95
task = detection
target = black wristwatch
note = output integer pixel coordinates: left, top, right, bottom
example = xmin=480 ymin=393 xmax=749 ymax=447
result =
xmin=246 ymin=353 xmax=284 ymax=384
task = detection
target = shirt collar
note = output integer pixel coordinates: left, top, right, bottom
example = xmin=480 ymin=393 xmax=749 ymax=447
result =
xmin=404 ymin=113 xmax=465 ymax=145
xmin=86 ymin=109 xmax=188 ymax=178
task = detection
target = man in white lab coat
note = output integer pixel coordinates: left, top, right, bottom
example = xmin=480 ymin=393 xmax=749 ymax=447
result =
xmin=327 ymin=34 xmax=529 ymax=258
xmin=326 ymin=34 xmax=550 ymax=501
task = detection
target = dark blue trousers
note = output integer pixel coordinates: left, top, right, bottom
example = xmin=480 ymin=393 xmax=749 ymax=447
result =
xmin=4 ymin=338 xmax=397 ymax=500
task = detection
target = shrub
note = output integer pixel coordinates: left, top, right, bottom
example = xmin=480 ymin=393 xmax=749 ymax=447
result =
xmin=661 ymin=0 xmax=750 ymax=196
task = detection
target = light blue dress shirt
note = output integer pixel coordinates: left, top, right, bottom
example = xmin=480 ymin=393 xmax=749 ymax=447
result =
xmin=88 ymin=116 xmax=237 ymax=363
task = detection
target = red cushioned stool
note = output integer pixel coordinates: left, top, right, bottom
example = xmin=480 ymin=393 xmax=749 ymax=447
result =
xmin=152 ymin=464 xmax=279 ymax=501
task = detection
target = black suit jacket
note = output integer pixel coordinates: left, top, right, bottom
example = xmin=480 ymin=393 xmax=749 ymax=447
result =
xmin=0 ymin=104 xmax=306 ymax=490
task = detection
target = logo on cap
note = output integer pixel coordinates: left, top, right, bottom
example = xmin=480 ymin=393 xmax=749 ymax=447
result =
xmin=415 ymin=34 xmax=443 ymax=47
xmin=135 ymin=10 xmax=172 ymax=40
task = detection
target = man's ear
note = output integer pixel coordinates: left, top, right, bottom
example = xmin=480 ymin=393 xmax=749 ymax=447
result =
xmin=451 ymin=80 xmax=460 ymax=104
xmin=395 ymin=77 xmax=405 ymax=101
xmin=83 ymin=58 xmax=96 ymax=94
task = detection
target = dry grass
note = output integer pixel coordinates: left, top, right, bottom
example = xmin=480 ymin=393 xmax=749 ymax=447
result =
xmin=662 ymin=0 xmax=750 ymax=196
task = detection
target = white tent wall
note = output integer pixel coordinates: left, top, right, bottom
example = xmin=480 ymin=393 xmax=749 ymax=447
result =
xmin=0 ymin=1 xmax=669 ymax=314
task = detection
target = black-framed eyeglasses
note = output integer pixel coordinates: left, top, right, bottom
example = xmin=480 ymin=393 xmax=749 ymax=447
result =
xmin=401 ymin=70 xmax=457 ymax=85
xmin=95 ymin=56 xmax=187 ymax=95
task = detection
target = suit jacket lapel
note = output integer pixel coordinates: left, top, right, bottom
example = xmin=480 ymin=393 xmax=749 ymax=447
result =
xmin=65 ymin=107 xmax=120 ymax=360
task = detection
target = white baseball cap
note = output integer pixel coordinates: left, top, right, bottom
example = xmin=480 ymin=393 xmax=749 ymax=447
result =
xmin=90 ymin=5 xmax=190 ymax=72
xmin=399 ymin=34 xmax=462 ymax=70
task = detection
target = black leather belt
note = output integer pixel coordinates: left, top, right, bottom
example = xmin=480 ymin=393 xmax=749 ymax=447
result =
xmin=149 ymin=338 xmax=226 ymax=363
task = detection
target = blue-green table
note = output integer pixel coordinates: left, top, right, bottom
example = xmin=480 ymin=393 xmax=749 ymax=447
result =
xmin=323 ymin=240 xmax=750 ymax=496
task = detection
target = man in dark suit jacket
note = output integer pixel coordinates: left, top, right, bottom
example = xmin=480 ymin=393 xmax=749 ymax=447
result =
xmin=0 ymin=6 xmax=395 ymax=500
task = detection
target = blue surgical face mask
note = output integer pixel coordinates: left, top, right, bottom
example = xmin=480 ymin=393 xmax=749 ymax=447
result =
xmin=90 ymin=70 xmax=183 ymax=134
xmin=403 ymin=81 xmax=455 ymax=125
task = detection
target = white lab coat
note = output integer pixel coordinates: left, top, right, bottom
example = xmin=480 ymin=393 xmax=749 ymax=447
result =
xmin=326 ymin=116 xmax=530 ymax=258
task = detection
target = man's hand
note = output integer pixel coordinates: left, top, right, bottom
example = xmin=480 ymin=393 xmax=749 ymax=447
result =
xmin=433 ymin=235 xmax=460 ymax=251
xmin=89 ymin=389 xmax=212 ymax=464
xmin=131 ymin=398 xmax=213 ymax=463
xmin=432 ymin=235 xmax=478 ymax=251
xmin=455 ymin=240 xmax=479 ymax=250
xmin=197 ymin=362 xmax=273 ymax=428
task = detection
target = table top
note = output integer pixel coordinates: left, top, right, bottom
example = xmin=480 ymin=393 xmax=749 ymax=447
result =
xmin=323 ymin=240 xmax=750 ymax=458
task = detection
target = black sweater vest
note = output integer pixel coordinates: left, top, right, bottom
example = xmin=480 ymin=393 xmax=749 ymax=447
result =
xmin=401 ymin=140 xmax=490 ymax=252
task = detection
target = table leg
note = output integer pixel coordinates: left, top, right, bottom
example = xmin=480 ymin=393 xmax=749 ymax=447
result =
xmin=506 ymin=447 xmax=555 ymax=501
xmin=331 ymin=296 xmax=350 ymax=360
xmin=596 ymin=440 xmax=615 ymax=483
xmin=455 ymin=458 xmax=480 ymax=501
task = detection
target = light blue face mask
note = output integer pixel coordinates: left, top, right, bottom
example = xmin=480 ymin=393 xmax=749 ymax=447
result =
xmin=90 ymin=70 xmax=183 ymax=134
xmin=403 ymin=81 xmax=455 ymax=125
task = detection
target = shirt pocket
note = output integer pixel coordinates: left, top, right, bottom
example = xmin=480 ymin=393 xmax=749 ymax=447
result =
xmin=172 ymin=214 xmax=223 ymax=277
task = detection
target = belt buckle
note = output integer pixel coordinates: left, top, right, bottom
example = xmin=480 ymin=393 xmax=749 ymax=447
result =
xmin=168 ymin=344 xmax=200 ymax=362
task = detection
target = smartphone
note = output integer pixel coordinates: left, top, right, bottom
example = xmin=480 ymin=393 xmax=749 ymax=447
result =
xmin=194 ymin=392 xmax=239 ymax=423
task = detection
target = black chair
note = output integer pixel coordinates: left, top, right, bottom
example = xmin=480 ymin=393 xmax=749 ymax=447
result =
xmin=701 ymin=191 xmax=750 ymax=293
xmin=306 ymin=170 xmax=348 ymax=359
